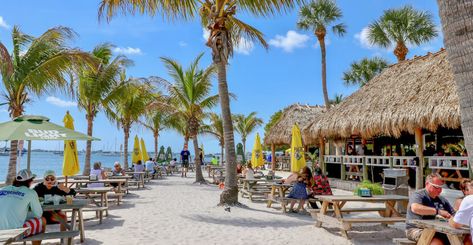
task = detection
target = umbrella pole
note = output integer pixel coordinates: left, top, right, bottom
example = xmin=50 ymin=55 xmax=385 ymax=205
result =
xmin=27 ymin=140 xmax=31 ymax=172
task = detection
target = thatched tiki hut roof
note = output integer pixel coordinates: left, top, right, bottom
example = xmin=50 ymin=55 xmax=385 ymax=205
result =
xmin=304 ymin=49 xmax=460 ymax=141
xmin=264 ymin=104 xmax=325 ymax=146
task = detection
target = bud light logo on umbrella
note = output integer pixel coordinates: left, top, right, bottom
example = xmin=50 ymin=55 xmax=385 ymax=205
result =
xmin=25 ymin=129 xmax=67 ymax=139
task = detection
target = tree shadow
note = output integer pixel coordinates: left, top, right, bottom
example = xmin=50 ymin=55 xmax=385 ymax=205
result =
xmin=180 ymin=213 xmax=313 ymax=228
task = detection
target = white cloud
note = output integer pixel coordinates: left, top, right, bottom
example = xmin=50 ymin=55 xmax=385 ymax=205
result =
xmin=234 ymin=38 xmax=254 ymax=55
xmin=0 ymin=109 xmax=7 ymax=113
xmin=202 ymin=28 xmax=210 ymax=40
xmin=113 ymin=47 xmax=142 ymax=55
xmin=46 ymin=96 xmax=77 ymax=107
xmin=354 ymin=27 xmax=375 ymax=49
xmin=269 ymin=30 xmax=310 ymax=52
xmin=0 ymin=16 xmax=10 ymax=29
xmin=178 ymin=41 xmax=188 ymax=47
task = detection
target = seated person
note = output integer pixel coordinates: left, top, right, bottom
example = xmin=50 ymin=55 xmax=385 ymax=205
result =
xmin=0 ymin=169 xmax=45 ymax=245
xmin=242 ymin=162 xmax=255 ymax=180
xmin=406 ymin=173 xmax=454 ymax=245
xmin=449 ymin=194 xmax=473 ymax=245
xmin=236 ymin=163 xmax=243 ymax=174
xmin=311 ymin=167 xmax=332 ymax=195
xmin=287 ymin=167 xmax=312 ymax=213
xmin=454 ymin=179 xmax=473 ymax=211
xmin=89 ymin=162 xmax=106 ymax=187
xmin=133 ymin=160 xmax=145 ymax=180
xmin=33 ymin=170 xmax=76 ymax=231
xmin=112 ymin=162 xmax=126 ymax=176
xmin=145 ymin=158 xmax=156 ymax=174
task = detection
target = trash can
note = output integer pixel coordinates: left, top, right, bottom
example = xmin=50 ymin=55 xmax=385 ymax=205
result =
xmin=382 ymin=168 xmax=409 ymax=214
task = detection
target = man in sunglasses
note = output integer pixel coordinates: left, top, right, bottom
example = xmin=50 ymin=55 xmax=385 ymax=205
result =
xmin=33 ymin=170 xmax=76 ymax=231
xmin=406 ymin=173 xmax=454 ymax=244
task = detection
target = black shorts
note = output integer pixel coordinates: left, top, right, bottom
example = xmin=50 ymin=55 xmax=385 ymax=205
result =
xmin=182 ymin=160 xmax=189 ymax=168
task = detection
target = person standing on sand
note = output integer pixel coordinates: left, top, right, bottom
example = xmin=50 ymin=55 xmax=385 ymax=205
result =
xmin=180 ymin=145 xmax=191 ymax=178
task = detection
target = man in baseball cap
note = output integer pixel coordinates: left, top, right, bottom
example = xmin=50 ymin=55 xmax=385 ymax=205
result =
xmin=0 ymin=169 xmax=46 ymax=244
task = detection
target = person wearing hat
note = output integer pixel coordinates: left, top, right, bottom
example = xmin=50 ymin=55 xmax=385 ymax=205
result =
xmin=33 ymin=170 xmax=76 ymax=231
xmin=0 ymin=169 xmax=45 ymax=244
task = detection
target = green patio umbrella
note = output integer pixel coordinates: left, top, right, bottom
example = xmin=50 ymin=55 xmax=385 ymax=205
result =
xmin=0 ymin=115 xmax=99 ymax=171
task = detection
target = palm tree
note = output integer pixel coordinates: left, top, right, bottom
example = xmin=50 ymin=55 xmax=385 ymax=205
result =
xmin=201 ymin=113 xmax=225 ymax=163
xmin=329 ymin=93 xmax=344 ymax=105
xmin=77 ymin=43 xmax=132 ymax=175
xmin=437 ymin=0 xmax=473 ymax=175
xmin=342 ymin=57 xmax=389 ymax=87
xmin=161 ymin=53 xmax=219 ymax=184
xmin=140 ymin=109 xmax=170 ymax=160
xmin=98 ymin=0 xmax=305 ymax=205
xmin=367 ymin=5 xmax=437 ymax=61
xmin=297 ymin=0 xmax=346 ymax=107
xmin=104 ymin=77 xmax=154 ymax=169
xmin=233 ymin=112 xmax=263 ymax=155
xmin=0 ymin=26 xmax=95 ymax=184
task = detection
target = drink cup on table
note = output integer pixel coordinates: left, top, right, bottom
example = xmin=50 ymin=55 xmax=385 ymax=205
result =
xmin=66 ymin=195 xmax=73 ymax=205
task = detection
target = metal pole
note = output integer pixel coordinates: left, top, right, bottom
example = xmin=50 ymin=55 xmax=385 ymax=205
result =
xmin=27 ymin=140 xmax=31 ymax=172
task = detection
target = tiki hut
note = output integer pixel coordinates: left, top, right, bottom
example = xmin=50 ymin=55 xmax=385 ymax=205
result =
xmin=264 ymin=103 xmax=325 ymax=170
xmin=304 ymin=49 xmax=460 ymax=141
xmin=264 ymin=103 xmax=325 ymax=146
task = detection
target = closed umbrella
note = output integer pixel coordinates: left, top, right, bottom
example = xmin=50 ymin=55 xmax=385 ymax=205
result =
xmin=131 ymin=135 xmax=142 ymax=164
xmin=140 ymin=138 xmax=150 ymax=162
xmin=62 ymin=112 xmax=80 ymax=179
xmin=251 ymin=133 xmax=264 ymax=168
xmin=290 ymin=124 xmax=306 ymax=173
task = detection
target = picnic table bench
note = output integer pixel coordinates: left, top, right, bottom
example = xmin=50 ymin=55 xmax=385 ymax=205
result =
xmin=75 ymin=187 xmax=112 ymax=223
xmin=0 ymin=228 xmax=29 ymax=244
xmin=239 ymin=179 xmax=273 ymax=201
xmin=313 ymin=195 xmax=409 ymax=239
xmin=411 ymin=219 xmax=470 ymax=245
xmin=125 ymin=171 xmax=146 ymax=189
xmin=62 ymin=179 xmax=127 ymax=202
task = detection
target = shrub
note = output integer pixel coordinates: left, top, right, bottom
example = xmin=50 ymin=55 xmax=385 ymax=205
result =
xmin=353 ymin=180 xmax=384 ymax=195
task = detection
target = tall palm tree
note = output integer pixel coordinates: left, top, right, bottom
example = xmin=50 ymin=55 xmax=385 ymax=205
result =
xmin=437 ymin=0 xmax=473 ymax=174
xmin=98 ymin=0 xmax=305 ymax=205
xmin=342 ymin=57 xmax=389 ymax=87
xmin=104 ymin=77 xmax=154 ymax=169
xmin=161 ymin=53 xmax=219 ymax=184
xmin=201 ymin=113 xmax=225 ymax=163
xmin=167 ymin=116 xmax=191 ymax=147
xmin=233 ymin=112 xmax=263 ymax=155
xmin=367 ymin=5 xmax=437 ymax=62
xmin=77 ymin=43 xmax=132 ymax=175
xmin=140 ymin=109 xmax=170 ymax=160
xmin=0 ymin=26 xmax=95 ymax=184
xmin=297 ymin=0 xmax=346 ymax=107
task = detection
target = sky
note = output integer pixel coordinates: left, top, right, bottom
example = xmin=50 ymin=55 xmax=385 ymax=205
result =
xmin=0 ymin=1 xmax=444 ymax=155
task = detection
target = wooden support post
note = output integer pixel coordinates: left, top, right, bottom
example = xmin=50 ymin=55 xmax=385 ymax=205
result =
xmin=415 ymin=128 xmax=424 ymax=189
xmin=319 ymin=138 xmax=326 ymax=174
xmin=271 ymin=144 xmax=276 ymax=171
xmin=362 ymin=157 xmax=368 ymax=181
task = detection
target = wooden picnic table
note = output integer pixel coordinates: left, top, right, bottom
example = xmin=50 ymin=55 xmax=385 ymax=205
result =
xmin=125 ymin=171 xmax=146 ymax=188
xmin=0 ymin=228 xmax=29 ymax=244
xmin=314 ymin=195 xmax=409 ymax=239
xmin=42 ymin=199 xmax=89 ymax=243
xmin=75 ymin=187 xmax=112 ymax=216
xmin=60 ymin=179 xmax=126 ymax=202
xmin=239 ymin=179 xmax=275 ymax=201
xmin=411 ymin=220 xmax=470 ymax=245
xmin=266 ymin=183 xmax=293 ymax=211
xmin=207 ymin=166 xmax=225 ymax=178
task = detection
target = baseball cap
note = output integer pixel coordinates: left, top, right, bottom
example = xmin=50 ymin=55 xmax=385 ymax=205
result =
xmin=43 ymin=170 xmax=56 ymax=178
xmin=16 ymin=169 xmax=36 ymax=182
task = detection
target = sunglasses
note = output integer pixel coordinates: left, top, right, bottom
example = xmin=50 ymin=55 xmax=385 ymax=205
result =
xmin=45 ymin=177 xmax=56 ymax=181
xmin=428 ymin=181 xmax=443 ymax=189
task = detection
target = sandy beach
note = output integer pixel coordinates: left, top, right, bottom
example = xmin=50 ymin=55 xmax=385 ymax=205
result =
xmin=33 ymin=171 xmax=409 ymax=245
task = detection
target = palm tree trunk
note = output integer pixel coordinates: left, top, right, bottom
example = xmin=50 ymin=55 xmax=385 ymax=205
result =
xmin=394 ymin=41 xmax=408 ymax=61
xmin=123 ymin=126 xmax=130 ymax=169
xmin=220 ymin=144 xmax=224 ymax=167
xmin=318 ymin=35 xmax=330 ymax=107
xmin=437 ymin=0 xmax=473 ymax=175
xmin=83 ymin=114 xmax=94 ymax=176
xmin=216 ymin=61 xmax=238 ymax=205
xmin=242 ymin=138 xmax=246 ymax=158
xmin=154 ymin=132 xmax=158 ymax=160
xmin=192 ymin=137 xmax=206 ymax=183
xmin=5 ymin=109 xmax=22 ymax=184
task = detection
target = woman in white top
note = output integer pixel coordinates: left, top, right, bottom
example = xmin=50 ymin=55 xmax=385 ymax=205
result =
xmin=89 ymin=162 xmax=106 ymax=187
xmin=243 ymin=162 xmax=255 ymax=180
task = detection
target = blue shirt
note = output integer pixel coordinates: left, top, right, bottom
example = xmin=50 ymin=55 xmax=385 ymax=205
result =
xmin=0 ymin=185 xmax=43 ymax=229
xmin=406 ymin=189 xmax=454 ymax=229
xmin=181 ymin=150 xmax=190 ymax=161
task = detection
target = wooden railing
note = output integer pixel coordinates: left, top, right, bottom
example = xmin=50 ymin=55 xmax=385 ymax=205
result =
xmin=392 ymin=156 xmax=417 ymax=167
xmin=324 ymin=155 xmax=342 ymax=164
xmin=342 ymin=156 xmax=365 ymax=165
xmin=365 ymin=156 xmax=391 ymax=167
xmin=426 ymin=156 xmax=469 ymax=170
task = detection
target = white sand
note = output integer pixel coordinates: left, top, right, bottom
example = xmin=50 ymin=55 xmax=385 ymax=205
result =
xmin=41 ymin=171 xmax=406 ymax=245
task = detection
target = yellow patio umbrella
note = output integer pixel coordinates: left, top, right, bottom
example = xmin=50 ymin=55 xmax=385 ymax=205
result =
xmin=132 ymin=135 xmax=142 ymax=164
xmin=251 ymin=133 xmax=264 ymax=168
xmin=140 ymin=138 xmax=150 ymax=161
xmin=62 ymin=111 xmax=80 ymax=179
xmin=290 ymin=124 xmax=306 ymax=173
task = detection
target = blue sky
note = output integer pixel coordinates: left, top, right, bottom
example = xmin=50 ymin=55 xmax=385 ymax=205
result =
xmin=0 ymin=1 xmax=443 ymax=154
